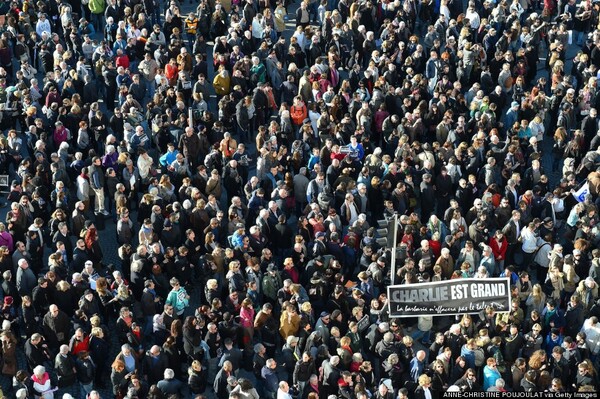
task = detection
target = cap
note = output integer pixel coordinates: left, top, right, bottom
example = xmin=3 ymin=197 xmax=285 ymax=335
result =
xmin=543 ymin=217 xmax=553 ymax=223
xmin=320 ymin=311 xmax=330 ymax=318
xmin=85 ymin=260 xmax=93 ymax=266
xmin=316 ymin=232 xmax=326 ymax=238
xmin=511 ymin=101 xmax=519 ymax=108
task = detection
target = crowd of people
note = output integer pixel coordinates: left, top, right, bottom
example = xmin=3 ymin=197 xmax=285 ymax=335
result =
xmin=0 ymin=0 xmax=597 ymax=396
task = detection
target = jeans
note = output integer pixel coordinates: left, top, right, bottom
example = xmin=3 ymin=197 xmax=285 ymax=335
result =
xmin=80 ymin=382 xmax=93 ymax=398
xmin=146 ymin=79 xmax=156 ymax=102
xmin=308 ymin=1 xmax=318 ymax=22
xmin=411 ymin=328 xmax=432 ymax=344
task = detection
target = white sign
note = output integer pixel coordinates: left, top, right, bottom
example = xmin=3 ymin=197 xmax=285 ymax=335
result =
xmin=573 ymin=182 xmax=590 ymax=203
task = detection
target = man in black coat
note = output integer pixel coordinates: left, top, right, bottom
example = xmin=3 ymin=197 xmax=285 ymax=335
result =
xmin=24 ymin=333 xmax=51 ymax=371
xmin=157 ymin=368 xmax=185 ymax=397
xmin=301 ymin=374 xmax=322 ymax=399
xmin=52 ymin=222 xmax=73 ymax=263
xmin=72 ymin=239 xmax=91 ymax=274
xmin=419 ymin=174 xmax=435 ymax=223
xmin=214 ymin=361 xmax=234 ymax=399
xmin=142 ymin=345 xmax=169 ymax=385
xmin=272 ymin=215 xmax=294 ymax=256
xmin=435 ymin=168 xmax=454 ymax=219
xmin=1 ymin=270 xmax=20 ymax=308
xmin=42 ymin=305 xmax=71 ymax=353
xmin=55 ymin=344 xmax=77 ymax=388
xmin=281 ymin=76 xmax=298 ymax=106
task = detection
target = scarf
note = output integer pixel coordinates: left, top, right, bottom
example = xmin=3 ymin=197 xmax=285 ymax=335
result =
xmin=544 ymin=308 xmax=556 ymax=326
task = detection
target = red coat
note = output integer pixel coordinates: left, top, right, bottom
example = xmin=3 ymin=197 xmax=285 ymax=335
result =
xmin=429 ymin=239 xmax=442 ymax=259
xmin=489 ymin=236 xmax=508 ymax=261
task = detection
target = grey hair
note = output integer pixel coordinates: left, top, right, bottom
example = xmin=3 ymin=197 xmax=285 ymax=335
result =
xmin=164 ymin=368 xmax=175 ymax=379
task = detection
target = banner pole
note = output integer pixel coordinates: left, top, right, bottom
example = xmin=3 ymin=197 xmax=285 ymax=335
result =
xmin=390 ymin=213 xmax=399 ymax=286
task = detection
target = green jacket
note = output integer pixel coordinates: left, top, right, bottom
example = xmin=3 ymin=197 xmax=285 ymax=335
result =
xmin=89 ymin=0 xmax=105 ymax=14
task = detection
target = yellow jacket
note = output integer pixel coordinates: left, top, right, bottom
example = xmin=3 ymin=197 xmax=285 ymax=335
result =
xmin=213 ymin=73 xmax=231 ymax=95
xmin=185 ymin=17 xmax=198 ymax=35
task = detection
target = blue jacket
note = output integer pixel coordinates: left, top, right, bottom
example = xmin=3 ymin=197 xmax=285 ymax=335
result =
xmin=483 ymin=365 xmax=501 ymax=391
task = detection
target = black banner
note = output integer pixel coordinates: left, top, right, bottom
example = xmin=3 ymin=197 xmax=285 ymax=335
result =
xmin=387 ymin=278 xmax=511 ymax=317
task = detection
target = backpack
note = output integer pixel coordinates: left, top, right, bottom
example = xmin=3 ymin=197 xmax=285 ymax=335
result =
xmin=89 ymin=0 xmax=106 ymax=14
xmin=365 ymin=154 xmax=382 ymax=176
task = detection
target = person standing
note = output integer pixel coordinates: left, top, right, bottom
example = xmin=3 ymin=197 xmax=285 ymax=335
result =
xmin=89 ymin=157 xmax=108 ymax=216
xmin=165 ymin=278 xmax=189 ymax=319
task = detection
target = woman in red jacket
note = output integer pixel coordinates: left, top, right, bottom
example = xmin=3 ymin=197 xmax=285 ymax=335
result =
xmin=489 ymin=230 xmax=508 ymax=272
xmin=290 ymin=97 xmax=307 ymax=131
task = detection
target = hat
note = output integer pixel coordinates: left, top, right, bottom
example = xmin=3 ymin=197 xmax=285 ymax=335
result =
xmin=3 ymin=296 xmax=12 ymax=305
xmin=543 ymin=217 xmax=553 ymax=223
xmin=310 ymin=273 xmax=323 ymax=284
xmin=85 ymin=260 xmax=93 ymax=266
xmin=511 ymin=101 xmax=519 ymax=108
xmin=573 ymin=249 xmax=581 ymax=255
xmin=266 ymin=263 xmax=277 ymax=272
xmin=320 ymin=311 xmax=330 ymax=318
xmin=164 ymin=219 xmax=172 ymax=228
xmin=316 ymin=232 xmax=326 ymax=238
xmin=286 ymin=336 xmax=299 ymax=345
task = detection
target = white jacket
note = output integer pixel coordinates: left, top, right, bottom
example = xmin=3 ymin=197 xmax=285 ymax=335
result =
xmin=582 ymin=319 xmax=600 ymax=355
xmin=520 ymin=228 xmax=537 ymax=254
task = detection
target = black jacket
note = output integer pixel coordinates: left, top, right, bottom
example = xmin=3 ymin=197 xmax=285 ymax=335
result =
xmin=55 ymin=354 xmax=77 ymax=387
